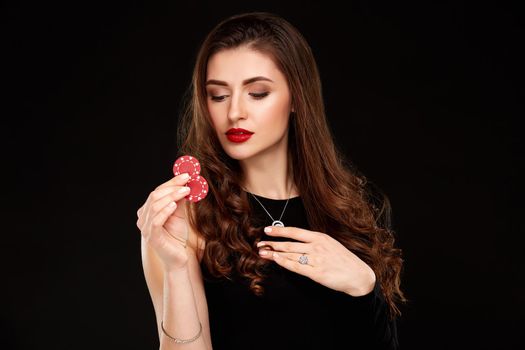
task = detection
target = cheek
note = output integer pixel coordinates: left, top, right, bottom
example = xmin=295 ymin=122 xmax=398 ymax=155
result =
xmin=207 ymin=103 xmax=222 ymax=127
xmin=262 ymin=96 xmax=291 ymax=124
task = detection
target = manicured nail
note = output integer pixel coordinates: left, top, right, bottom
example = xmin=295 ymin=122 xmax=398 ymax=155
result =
xmin=264 ymin=227 xmax=272 ymax=233
xmin=178 ymin=186 xmax=190 ymax=193
xmin=259 ymin=250 xmax=268 ymax=256
xmin=257 ymin=241 xmax=265 ymax=247
xmin=168 ymin=201 xmax=176 ymax=207
xmin=180 ymin=173 xmax=190 ymax=179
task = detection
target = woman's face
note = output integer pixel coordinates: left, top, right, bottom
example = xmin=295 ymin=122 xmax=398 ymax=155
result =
xmin=205 ymin=46 xmax=293 ymax=161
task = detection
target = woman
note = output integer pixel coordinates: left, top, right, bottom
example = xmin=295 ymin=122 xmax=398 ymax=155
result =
xmin=136 ymin=12 xmax=405 ymax=350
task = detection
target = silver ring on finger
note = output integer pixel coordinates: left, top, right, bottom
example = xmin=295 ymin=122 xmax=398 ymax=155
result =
xmin=298 ymin=253 xmax=308 ymax=265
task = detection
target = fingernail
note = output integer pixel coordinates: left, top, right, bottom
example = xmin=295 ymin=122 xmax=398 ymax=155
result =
xmin=273 ymin=252 xmax=279 ymax=258
xmin=178 ymin=186 xmax=190 ymax=193
xmin=264 ymin=227 xmax=272 ymax=233
xmin=256 ymin=241 xmax=265 ymax=247
xmin=181 ymin=173 xmax=190 ymax=179
xmin=259 ymin=250 xmax=268 ymax=256
xmin=168 ymin=201 xmax=176 ymax=207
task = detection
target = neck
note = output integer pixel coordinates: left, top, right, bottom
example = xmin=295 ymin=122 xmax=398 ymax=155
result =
xmin=239 ymin=148 xmax=298 ymax=200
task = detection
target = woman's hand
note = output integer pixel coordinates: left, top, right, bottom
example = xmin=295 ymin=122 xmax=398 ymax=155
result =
xmin=136 ymin=173 xmax=192 ymax=272
xmin=257 ymin=226 xmax=376 ymax=296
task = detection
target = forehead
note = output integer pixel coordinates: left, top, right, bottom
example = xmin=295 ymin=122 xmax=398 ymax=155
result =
xmin=206 ymin=47 xmax=285 ymax=84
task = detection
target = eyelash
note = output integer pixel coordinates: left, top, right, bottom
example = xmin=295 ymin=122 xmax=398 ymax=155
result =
xmin=209 ymin=92 xmax=269 ymax=102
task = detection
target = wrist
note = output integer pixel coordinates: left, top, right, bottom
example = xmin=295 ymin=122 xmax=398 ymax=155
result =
xmin=164 ymin=264 xmax=190 ymax=275
xmin=345 ymin=267 xmax=376 ymax=297
xmin=164 ymin=266 xmax=189 ymax=278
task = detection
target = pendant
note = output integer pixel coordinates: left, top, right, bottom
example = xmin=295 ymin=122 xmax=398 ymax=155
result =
xmin=272 ymin=220 xmax=284 ymax=227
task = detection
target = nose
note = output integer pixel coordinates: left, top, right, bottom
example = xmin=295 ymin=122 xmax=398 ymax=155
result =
xmin=227 ymin=91 xmax=247 ymax=123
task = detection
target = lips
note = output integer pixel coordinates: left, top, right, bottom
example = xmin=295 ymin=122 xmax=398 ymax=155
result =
xmin=226 ymin=128 xmax=254 ymax=135
xmin=226 ymin=128 xmax=254 ymax=143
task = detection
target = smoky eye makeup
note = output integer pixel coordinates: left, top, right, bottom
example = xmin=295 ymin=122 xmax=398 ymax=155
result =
xmin=209 ymin=94 xmax=227 ymax=102
xmin=249 ymin=91 xmax=270 ymax=99
xmin=206 ymin=89 xmax=223 ymax=96
xmin=247 ymin=84 xmax=271 ymax=99
xmin=206 ymin=89 xmax=226 ymax=101
xmin=207 ymin=91 xmax=270 ymax=102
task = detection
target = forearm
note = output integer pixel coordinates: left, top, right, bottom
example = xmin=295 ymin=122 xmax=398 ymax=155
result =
xmin=160 ymin=268 xmax=208 ymax=350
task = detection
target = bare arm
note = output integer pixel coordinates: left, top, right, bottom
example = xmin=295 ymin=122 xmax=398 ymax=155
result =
xmin=137 ymin=173 xmax=212 ymax=349
xmin=141 ymin=227 xmax=212 ymax=349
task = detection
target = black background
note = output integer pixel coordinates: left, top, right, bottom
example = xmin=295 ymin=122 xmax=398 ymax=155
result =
xmin=3 ymin=1 xmax=523 ymax=349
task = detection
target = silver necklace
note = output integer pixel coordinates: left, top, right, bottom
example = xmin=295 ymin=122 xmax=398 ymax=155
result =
xmin=245 ymin=183 xmax=292 ymax=227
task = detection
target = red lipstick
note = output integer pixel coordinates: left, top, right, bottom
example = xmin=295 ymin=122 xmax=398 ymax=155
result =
xmin=226 ymin=128 xmax=254 ymax=143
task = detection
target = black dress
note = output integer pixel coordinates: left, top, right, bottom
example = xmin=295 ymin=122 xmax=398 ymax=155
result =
xmin=201 ymin=191 xmax=399 ymax=350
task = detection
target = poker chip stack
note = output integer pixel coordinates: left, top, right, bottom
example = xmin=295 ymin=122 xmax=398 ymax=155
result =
xmin=172 ymin=155 xmax=209 ymax=203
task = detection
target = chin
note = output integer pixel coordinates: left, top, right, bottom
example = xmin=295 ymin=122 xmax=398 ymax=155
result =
xmin=224 ymin=148 xmax=256 ymax=161
xmin=221 ymin=135 xmax=282 ymax=161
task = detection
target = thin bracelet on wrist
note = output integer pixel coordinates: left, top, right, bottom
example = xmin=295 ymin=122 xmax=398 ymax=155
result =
xmin=161 ymin=320 xmax=202 ymax=344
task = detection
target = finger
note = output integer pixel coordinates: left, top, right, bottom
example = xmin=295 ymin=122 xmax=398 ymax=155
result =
xmin=256 ymin=240 xmax=310 ymax=254
xmin=137 ymin=173 xmax=191 ymax=228
xmin=136 ymin=205 xmax=145 ymax=230
xmin=263 ymin=226 xmax=319 ymax=243
xmin=259 ymin=249 xmax=315 ymax=266
xmin=140 ymin=185 xmax=190 ymax=231
xmin=156 ymin=172 xmax=191 ymax=191
xmin=150 ymin=185 xmax=188 ymax=202
xmin=142 ymin=199 xmax=178 ymax=243
xmin=147 ymin=174 xmax=192 ymax=211
xmin=146 ymin=196 xmax=189 ymax=247
xmin=150 ymin=186 xmax=191 ymax=215
xmin=151 ymin=174 xmax=191 ymax=202
xmin=271 ymin=251 xmax=313 ymax=276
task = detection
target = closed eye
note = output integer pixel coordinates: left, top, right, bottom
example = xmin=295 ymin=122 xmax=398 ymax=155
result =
xmin=210 ymin=95 xmax=227 ymax=102
xmin=250 ymin=92 xmax=270 ymax=99
xmin=209 ymin=92 xmax=270 ymax=102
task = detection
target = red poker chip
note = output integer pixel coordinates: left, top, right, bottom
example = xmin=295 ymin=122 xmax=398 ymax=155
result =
xmin=172 ymin=155 xmax=209 ymax=203
xmin=185 ymin=174 xmax=209 ymax=202
xmin=173 ymin=155 xmax=201 ymax=178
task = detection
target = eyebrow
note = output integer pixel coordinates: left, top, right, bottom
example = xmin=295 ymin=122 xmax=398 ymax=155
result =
xmin=205 ymin=76 xmax=274 ymax=87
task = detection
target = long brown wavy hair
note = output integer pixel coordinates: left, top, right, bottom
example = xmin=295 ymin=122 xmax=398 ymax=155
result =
xmin=176 ymin=12 xmax=406 ymax=318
